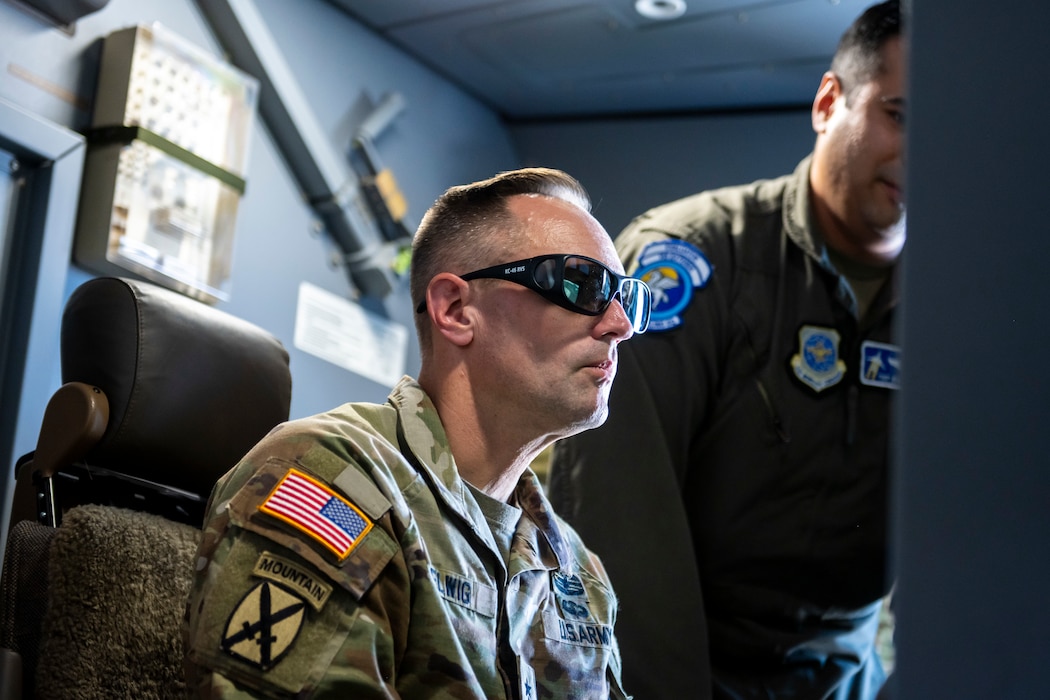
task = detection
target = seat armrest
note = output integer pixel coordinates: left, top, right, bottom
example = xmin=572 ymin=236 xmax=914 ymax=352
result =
xmin=0 ymin=648 xmax=22 ymax=699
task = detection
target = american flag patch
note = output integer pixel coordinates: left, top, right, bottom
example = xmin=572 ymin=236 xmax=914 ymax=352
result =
xmin=259 ymin=469 xmax=373 ymax=559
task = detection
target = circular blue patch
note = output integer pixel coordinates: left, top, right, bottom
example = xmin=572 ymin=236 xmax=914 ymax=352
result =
xmin=635 ymin=260 xmax=693 ymax=319
xmin=634 ymin=239 xmax=713 ymax=332
xmin=803 ymin=333 xmax=838 ymax=372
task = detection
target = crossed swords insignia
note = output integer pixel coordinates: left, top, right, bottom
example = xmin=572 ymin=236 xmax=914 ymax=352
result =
xmin=222 ymin=581 xmax=306 ymax=670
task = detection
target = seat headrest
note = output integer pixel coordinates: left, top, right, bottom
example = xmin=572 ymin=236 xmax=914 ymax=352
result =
xmin=60 ymin=277 xmax=292 ymax=496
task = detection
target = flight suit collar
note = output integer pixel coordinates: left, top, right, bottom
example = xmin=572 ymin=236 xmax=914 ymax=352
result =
xmin=784 ymin=155 xmax=901 ymax=319
xmin=783 ymin=155 xmax=828 ymax=269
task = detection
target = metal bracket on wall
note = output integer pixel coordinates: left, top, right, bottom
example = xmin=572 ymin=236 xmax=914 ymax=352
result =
xmin=351 ymin=92 xmax=413 ymax=248
xmin=194 ymin=0 xmax=401 ymax=298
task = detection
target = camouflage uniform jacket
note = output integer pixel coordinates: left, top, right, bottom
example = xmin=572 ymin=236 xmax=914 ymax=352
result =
xmin=183 ymin=376 xmax=629 ymax=699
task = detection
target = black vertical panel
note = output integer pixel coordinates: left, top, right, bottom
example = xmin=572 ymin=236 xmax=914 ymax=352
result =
xmin=892 ymin=1 xmax=1050 ymax=697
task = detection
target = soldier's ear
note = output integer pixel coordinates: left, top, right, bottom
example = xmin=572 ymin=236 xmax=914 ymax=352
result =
xmin=425 ymin=273 xmax=474 ymax=347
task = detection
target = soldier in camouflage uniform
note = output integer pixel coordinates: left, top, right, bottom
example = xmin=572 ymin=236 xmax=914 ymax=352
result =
xmin=183 ymin=168 xmax=652 ymax=699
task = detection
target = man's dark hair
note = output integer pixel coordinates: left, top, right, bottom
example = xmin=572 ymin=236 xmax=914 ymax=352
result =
xmin=410 ymin=167 xmax=591 ymax=350
xmin=831 ymin=0 xmax=903 ymax=102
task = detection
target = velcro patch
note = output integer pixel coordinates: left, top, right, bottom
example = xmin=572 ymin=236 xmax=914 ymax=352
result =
xmin=427 ymin=565 xmax=498 ymax=617
xmin=229 ymin=461 xmax=399 ymax=602
xmin=222 ymin=581 xmax=305 ymax=670
xmin=543 ymin=610 xmax=615 ymax=649
xmin=634 ymin=239 xmax=713 ymax=331
xmin=860 ymin=340 xmax=901 ymax=389
xmin=518 ymin=656 xmax=537 ymax=700
xmin=259 ymin=469 xmax=373 ymax=560
xmin=790 ymin=324 xmax=846 ymax=392
xmin=552 ymin=572 xmax=592 ymax=621
xmin=253 ymin=551 xmax=333 ymax=611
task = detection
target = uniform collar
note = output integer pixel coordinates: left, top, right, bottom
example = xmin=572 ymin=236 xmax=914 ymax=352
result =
xmin=514 ymin=470 xmax=575 ymax=572
xmin=785 ymin=155 xmax=901 ymax=318
xmin=783 ymin=154 xmax=829 ymax=268
xmin=787 ymin=156 xmax=904 ymax=275
xmin=389 ymin=377 xmax=574 ymax=571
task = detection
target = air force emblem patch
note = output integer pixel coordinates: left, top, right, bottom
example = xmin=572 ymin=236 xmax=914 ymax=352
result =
xmin=860 ymin=340 xmax=901 ymax=389
xmin=791 ymin=325 xmax=846 ymax=392
xmin=634 ymin=239 xmax=713 ymax=332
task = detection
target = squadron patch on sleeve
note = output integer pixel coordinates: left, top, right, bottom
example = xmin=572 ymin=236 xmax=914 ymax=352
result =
xmin=222 ymin=581 xmax=306 ymax=670
xmin=259 ymin=468 xmax=373 ymax=560
xmin=790 ymin=325 xmax=846 ymax=392
xmin=633 ymin=239 xmax=713 ymax=331
xmin=860 ymin=340 xmax=901 ymax=389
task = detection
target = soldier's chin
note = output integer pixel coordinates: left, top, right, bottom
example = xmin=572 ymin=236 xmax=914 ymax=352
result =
xmin=563 ymin=407 xmax=610 ymax=438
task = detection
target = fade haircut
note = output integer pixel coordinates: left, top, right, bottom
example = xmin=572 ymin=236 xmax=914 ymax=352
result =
xmin=831 ymin=0 xmax=903 ymax=104
xmin=410 ymin=167 xmax=591 ymax=352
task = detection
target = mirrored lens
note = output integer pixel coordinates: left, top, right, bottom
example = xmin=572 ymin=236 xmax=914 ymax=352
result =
xmin=563 ymin=257 xmax=612 ymax=312
xmin=620 ymin=278 xmax=651 ymax=333
xmin=527 ymin=254 xmax=651 ymax=333
xmin=534 ymin=258 xmax=558 ymax=292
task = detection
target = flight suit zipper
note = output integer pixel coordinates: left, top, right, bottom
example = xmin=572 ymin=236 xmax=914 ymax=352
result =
xmin=755 ymin=376 xmax=791 ymax=444
xmin=846 ymin=383 xmax=859 ymax=446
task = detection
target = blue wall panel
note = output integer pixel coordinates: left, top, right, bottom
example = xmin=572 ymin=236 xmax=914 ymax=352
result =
xmin=510 ymin=110 xmax=813 ymax=238
xmin=0 ymin=0 xmax=520 ymax=464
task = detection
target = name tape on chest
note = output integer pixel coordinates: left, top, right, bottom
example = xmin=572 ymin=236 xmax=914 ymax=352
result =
xmin=428 ymin=566 xmax=498 ymax=618
xmin=543 ymin=610 xmax=615 ymax=649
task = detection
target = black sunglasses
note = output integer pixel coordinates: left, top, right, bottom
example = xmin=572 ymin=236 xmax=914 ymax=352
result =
xmin=416 ymin=254 xmax=651 ymax=334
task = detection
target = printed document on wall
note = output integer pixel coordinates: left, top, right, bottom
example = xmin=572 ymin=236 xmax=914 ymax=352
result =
xmin=294 ymin=281 xmax=407 ymax=387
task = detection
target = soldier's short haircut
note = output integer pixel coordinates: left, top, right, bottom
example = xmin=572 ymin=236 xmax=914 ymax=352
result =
xmin=410 ymin=167 xmax=591 ymax=351
xmin=831 ymin=0 xmax=903 ymax=103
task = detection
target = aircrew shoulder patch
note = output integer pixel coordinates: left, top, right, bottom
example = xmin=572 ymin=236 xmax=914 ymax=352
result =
xmin=634 ymin=239 xmax=713 ymax=332
xmin=259 ymin=468 xmax=373 ymax=561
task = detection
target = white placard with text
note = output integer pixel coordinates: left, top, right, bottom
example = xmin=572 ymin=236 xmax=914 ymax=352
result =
xmin=294 ymin=281 xmax=407 ymax=387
